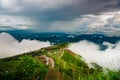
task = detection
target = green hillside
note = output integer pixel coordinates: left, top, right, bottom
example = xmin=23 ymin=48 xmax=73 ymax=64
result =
xmin=0 ymin=43 xmax=120 ymax=80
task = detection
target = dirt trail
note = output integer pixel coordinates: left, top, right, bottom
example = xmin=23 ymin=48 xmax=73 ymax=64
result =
xmin=45 ymin=56 xmax=55 ymax=68
xmin=58 ymin=49 xmax=64 ymax=58
xmin=48 ymin=57 xmax=54 ymax=68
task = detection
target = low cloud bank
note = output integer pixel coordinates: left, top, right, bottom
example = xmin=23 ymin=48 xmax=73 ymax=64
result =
xmin=0 ymin=32 xmax=51 ymax=58
xmin=68 ymin=40 xmax=120 ymax=70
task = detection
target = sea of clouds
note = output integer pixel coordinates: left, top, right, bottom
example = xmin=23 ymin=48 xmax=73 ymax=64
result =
xmin=1 ymin=32 xmax=120 ymax=70
xmin=0 ymin=32 xmax=51 ymax=58
xmin=68 ymin=40 xmax=120 ymax=70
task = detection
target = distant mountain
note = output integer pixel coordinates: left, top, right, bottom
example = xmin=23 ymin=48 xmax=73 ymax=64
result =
xmin=0 ymin=31 xmax=120 ymax=44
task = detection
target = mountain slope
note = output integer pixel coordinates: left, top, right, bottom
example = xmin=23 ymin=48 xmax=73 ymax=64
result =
xmin=0 ymin=43 xmax=120 ymax=80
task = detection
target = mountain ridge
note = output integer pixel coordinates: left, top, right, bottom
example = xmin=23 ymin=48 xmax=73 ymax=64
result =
xmin=0 ymin=43 xmax=120 ymax=80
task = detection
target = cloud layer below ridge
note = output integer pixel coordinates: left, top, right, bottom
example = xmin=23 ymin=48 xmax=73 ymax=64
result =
xmin=0 ymin=32 xmax=50 ymax=58
xmin=68 ymin=40 xmax=120 ymax=70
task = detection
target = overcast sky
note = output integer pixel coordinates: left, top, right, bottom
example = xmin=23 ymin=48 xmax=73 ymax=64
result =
xmin=0 ymin=0 xmax=120 ymax=35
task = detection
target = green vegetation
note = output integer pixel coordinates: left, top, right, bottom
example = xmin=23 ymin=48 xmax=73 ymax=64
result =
xmin=0 ymin=43 xmax=120 ymax=80
xmin=16 ymin=56 xmax=48 ymax=80
xmin=0 ymin=56 xmax=48 ymax=80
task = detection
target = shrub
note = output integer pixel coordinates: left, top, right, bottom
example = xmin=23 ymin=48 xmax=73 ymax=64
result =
xmin=15 ymin=55 xmax=48 ymax=80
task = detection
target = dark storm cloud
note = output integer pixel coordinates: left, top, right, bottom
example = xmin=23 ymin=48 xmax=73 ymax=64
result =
xmin=1 ymin=0 xmax=120 ymax=21
xmin=25 ymin=0 xmax=120 ymax=21
xmin=1 ymin=0 xmax=120 ymax=33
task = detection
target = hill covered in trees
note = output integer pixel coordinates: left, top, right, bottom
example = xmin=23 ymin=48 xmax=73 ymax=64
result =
xmin=0 ymin=43 xmax=120 ymax=80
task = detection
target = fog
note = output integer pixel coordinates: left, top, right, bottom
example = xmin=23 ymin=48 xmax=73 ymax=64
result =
xmin=68 ymin=40 xmax=120 ymax=70
xmin=0 ymin=32 xmax=51 ymax=58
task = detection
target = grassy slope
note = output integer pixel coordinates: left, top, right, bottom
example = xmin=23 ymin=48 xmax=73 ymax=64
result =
xmin=0 ymin=43 xmax=120 ymax=80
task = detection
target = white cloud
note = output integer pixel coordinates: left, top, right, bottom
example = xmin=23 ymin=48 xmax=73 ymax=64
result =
xmin=18 ymin=26 xmax=28 ymax=30
xmin=68 ymin=40 xmax=120 ymax=70
xmin=1 ymin=0 xmax=16 ymax=8
xmin=36 ymin=11 xmax=120 ymax=34
xmin=0 ymin=15 xmax=35 ymax=30
xmin=37 ymin=12 xmax=118 ymax=33
xmin=1 ymin=0 xmax=22 ymax=12
xmin=68 ymin=11 xmax=120 ymax=36
xmin=0 ymin=32 xmax=51 ymax=58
